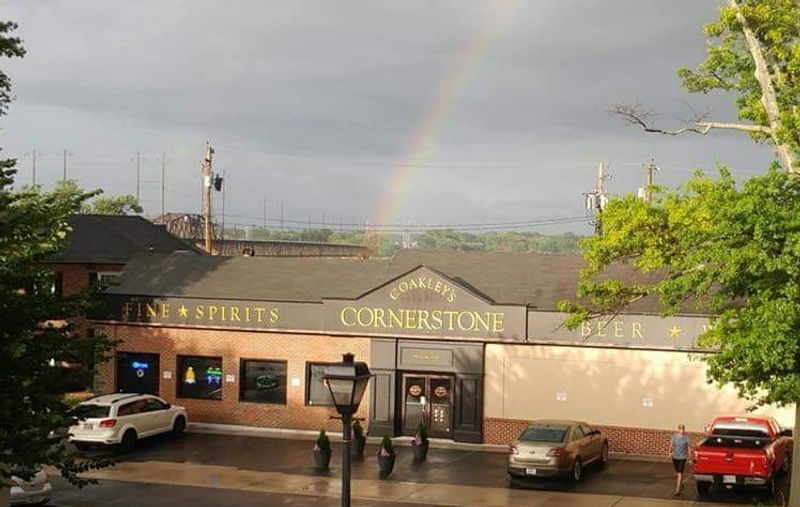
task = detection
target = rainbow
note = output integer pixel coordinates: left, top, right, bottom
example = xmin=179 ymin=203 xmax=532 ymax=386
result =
xmin=372 ymin=0 xmax=517 ymax=229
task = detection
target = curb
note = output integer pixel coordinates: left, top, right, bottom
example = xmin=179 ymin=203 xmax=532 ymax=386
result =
xmin=187 ymin=423 xmax=666 ymax=461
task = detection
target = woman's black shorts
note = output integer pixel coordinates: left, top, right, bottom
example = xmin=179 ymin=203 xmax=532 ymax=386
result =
xmin=672 ymin=459 xmax=686 ymax=473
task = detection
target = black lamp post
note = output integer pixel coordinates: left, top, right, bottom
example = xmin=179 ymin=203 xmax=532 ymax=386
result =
xmin=323 ymin=353 xmax=371 ymax=507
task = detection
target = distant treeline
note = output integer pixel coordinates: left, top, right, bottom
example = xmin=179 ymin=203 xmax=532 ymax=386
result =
xmin=222 ymin=227 xmax=583 ymax=256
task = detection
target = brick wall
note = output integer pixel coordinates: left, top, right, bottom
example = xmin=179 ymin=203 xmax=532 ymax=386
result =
xmin=97 ymin=324 xmax=371 ymax=434
xmin=45 ymin=262 xmax=125 ymax=296
xmin=484 ymin=417 xmax=704 ymax=456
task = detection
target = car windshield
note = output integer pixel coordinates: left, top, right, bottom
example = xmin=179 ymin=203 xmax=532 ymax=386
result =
xmin=72 ymin=404 xmax=110 ymax=419
xmin=520 ymin=427 xmax=567 ymax=443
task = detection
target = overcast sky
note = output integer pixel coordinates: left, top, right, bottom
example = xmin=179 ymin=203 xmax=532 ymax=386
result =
xmin=0 ymin=1 xmax=775 ymax=234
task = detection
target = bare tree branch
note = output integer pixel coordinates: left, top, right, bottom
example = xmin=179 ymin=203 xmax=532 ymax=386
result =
xmin=611 ymin=102 xmax=772 ymax=136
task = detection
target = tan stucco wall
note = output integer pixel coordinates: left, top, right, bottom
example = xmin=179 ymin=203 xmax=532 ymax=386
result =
xmin=485 ymin=344 xmax=795 ymax=432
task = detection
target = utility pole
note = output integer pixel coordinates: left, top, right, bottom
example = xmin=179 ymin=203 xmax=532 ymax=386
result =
xmin=62 ymin=149 xmax=67 ymax=181
xmin=262 ymin=198 xmax=268 ymax=231
xmin=161 ymin=153 xmax=166 ymax=216
xmin=31 ymin=149 xmax=36 ymax=185
xmin=280 ymin=200 xmax=285 ymax=232
xmin=135 ymin=151 xmax=141 ymax=202
xmin=221 ymin=169 xmax=226 ymax=242
xmin=584 ymin=162 xmax=611 ymax=235
xmin=641 ymin=159 xmax=659 ymax=202
xmin=202 ymin=143 xmax=215 ymax=254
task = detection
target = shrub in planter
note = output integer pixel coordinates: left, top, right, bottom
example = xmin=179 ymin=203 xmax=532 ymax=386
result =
xmin=313 ymin=429 xmax=332 ymax=470
xmin=351 ymin=420 xmax=366 ymax=457
xmin=411 ymin=421 xmax=429 ymax=461
xmin=377 ymin=435 xmax=396 ymax=477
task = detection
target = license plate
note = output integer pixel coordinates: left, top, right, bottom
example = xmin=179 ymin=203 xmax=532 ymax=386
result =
xmin=723 ymin=475 xmax=737 ymax=484
xmin=82 ymin=422 xmax=94 ymax=430
xmin=525 ymin=468 xmax=537 ymax=476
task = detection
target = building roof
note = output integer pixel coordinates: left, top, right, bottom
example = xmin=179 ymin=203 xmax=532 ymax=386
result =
xmin=46 ymin=214 xmax=204 ymax=264
xmin=109 ymin=249 xmax=667 ymax=312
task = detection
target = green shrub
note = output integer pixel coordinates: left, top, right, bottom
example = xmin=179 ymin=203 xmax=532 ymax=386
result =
xmin=379 ymin=435 xmax=395 ymax=455
xmin=316 ymin=429 xmax=331 ymax=451
xmin=352 ymin=420 xmax=364 ymax=439
xmin=415 ymin=421 xmax=428 ymax=441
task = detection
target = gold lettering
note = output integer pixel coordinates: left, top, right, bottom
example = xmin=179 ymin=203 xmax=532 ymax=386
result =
xmin=145 ymin=303 xmax=158 ymax=318
xmin=444 ymin=311 xmax=458 ymax=330
xmin=434 ymin=281 xmax=443 ymax=294
xmin=389 ymin=289 xmax=399 ymax=300
xmin=195 ymin=305 xmax=204 ymax=319
xmin=458 ymin=311 xmax=476 ymax=331
xmin=404 ymin=309 xmax=417 ymax=329
xmin=613 ymin=321 xmax=624 ymax=338
xmin=632 ymin=322 xmax=643 ymax=339
xmin=207 ymin=305 xmax=219 ymax=321
xmin=388 ymin=309 xmax=403 ymax=328
xmin=596 ymin=320 xmax=608 ymax=337
xmin=245 ymin=307 xmax=251 ymax=322
xmin=357 ymin=307 xmax=374 ymax=327
xmin=425 ymin=277 xmax=434 ymax=289
xmin=473 ymin=312 xmax=490 ymax=332
xmin=491 ymin=312 xmax=505 ymax=333
xmin=161 ymin=303 xmax=170 ymax=318
xmin=398 ymin=282 xmax=408 ymax=293
xmin=408 ymin=278 xmax=418 ymax=290
xmin=417 ymin=310 xmax=431 ymax=330
xmin=430 ymin=310 xmax=443 ymax=330
xmin=447 ymin=292 xmax=456 ymax=303
xmin=373 ymin=308 xmax=388 ymax=328
xmin=580 ymin=321 xmax=592 ymax=337
xmin=340 ymin=307 xmax=356 ymax=327
xmin=255 ymin=308 xmax=266 ymax=322
xmin=269 ymin=308 xmax=280 ymax=323
xmin=122 ymin=302 xmax=133 ymax=320
xmin=230 ymin=306 xmax=241 ymax=321
xmin=220 ymin=306 xmax=226 ymax=322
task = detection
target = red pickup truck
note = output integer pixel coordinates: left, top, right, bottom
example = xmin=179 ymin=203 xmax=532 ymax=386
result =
xmin=692 ymin=416 xmax=793 ymax=496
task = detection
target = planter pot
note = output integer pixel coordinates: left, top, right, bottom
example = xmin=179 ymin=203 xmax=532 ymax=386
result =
xmin=412 ymin=440 xmax=429 ymax=461
xmin=351 ymin=435 xmax=366 ymax=457
xmin=377 ymin=453 xmax=395 ymax=476
xmin=313 ymin=448 xmax=332 ymax=470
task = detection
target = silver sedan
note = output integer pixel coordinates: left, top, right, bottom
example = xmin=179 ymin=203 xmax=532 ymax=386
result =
xmin=507 ymin=420 xmax=609 ymax=482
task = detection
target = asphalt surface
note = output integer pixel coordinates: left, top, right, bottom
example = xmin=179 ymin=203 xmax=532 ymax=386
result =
xmin=48 ymin=432 xmax=791 ymax=506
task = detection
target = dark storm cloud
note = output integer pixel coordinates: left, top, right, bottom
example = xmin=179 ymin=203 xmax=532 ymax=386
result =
xmin=0 ymin=0 xmax=775 ymax=230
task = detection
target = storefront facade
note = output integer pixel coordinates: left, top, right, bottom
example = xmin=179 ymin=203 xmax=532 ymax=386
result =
xmin=94 ymin=252 xmax=795 ymax=453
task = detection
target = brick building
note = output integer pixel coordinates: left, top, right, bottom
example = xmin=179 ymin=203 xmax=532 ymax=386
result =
xmin=42 ymin=214 xmax=203 ymax=296
xmin=92 ymin=250 xmax=795 ymax=455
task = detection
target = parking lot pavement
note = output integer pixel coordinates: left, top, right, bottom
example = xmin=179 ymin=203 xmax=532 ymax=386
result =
xmin=61 ymin=432 xmax=789 ymax=506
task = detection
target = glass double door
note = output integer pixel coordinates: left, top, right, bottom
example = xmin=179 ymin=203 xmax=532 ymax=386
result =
xmin=400 ymin=373 xmax=454 ymax=439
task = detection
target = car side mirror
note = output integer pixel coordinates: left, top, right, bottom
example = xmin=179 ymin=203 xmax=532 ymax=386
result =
xmin=780 ymin=429 xmax=792 ymax=437
xmin=164 ymin=403 xmax=171 ymax=409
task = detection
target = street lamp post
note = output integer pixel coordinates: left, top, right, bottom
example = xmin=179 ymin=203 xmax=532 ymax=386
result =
xmin=323 ymin=353 xmax=371 ymax=507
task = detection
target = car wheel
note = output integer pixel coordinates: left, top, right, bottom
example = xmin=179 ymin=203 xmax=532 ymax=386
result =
xmin=118 ymin=429 xmax=138 ymax=454
xmin=599 ymin=442 xmax=609 ymax=467
xmin=172 ymin=416 xmax=186 ymax=438
xmin=781 ymin=455 xmax=791 ymax=474
xmin=572 ymin=456 xmax=582 ymax=482
xmin=696 ymin=481 xmax=711 ymax=495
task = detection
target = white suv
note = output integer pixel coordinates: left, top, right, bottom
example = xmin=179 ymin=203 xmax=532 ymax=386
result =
xmin=69 ymin=393 xmax=187 ymax=452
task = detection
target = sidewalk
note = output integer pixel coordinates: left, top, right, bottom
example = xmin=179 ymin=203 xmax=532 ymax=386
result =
xmin=67 ymin=432 xmax=784 ymax=506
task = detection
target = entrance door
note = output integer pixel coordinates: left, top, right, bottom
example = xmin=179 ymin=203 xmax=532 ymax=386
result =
xmin=400 ymin=373 xmax=454 ymax=439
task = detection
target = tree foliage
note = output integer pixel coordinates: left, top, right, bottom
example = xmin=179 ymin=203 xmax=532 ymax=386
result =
xmin=561 ymin=166 xmax=799 ymax=407
xmin=38 ymin=179 xmax=141 ymax=215
xmin=616 ymin=0 xmax=800 ymax=170
xmin=0 ymin=21 xmax=114 ymax=487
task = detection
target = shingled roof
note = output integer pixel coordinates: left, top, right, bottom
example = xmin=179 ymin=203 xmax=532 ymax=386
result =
xmin=109 ymin=249 xmax=668 ymax=313
xmin=46 ymin=215 xmax=203 ymax=264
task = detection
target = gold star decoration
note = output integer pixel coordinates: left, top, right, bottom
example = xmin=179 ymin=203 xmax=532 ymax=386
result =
xmin=668 ymin=326 xmax=682 ymax=339
xmin=178 ymin=305 xmax=188 ymax=318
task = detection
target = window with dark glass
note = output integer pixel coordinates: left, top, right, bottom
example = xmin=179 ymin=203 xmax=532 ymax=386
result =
xmin=177 ymin=355 xmax=223 ymax=400
xmin=305 ymin=362 xmax=334 ymax=406
xmin=240 ymin=359 xmax=287 ymax=404
xmin=116 ymin=352 xmax=160 ymax=395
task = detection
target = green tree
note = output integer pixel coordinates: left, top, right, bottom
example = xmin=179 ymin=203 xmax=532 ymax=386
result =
xmin=43 ymin=179 xmax=141 ymax=215
xmin=561 ymin=166 xmax=800 ymax=504
xmin=90 ymin=194 xmax=142 ymax=215
xmin=0 ymin=21 xmax=113 ymax=500
xmin=614 ymin=0 xmax=800 ymax=171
